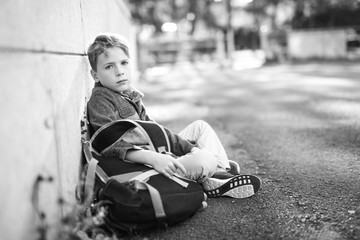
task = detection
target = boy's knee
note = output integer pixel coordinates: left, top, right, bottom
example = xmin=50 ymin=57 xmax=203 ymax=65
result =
xmin=177 ymin=149 xmax=217 ymax=182
xmin=191 ymin=149 xmax=217 ymax=172
xmin=193 ymin=119 xmax=208 ymax=126
xmin=192 ymin=119 xmax=210 ymax=131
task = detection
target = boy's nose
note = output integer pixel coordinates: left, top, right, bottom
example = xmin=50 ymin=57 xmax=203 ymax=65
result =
xmin=115 ymin=68 xmax=124 ymax=77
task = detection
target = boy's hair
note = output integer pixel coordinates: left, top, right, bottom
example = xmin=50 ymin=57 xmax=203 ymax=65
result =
xmin=87 ymin=33 xmax=130 ymax=71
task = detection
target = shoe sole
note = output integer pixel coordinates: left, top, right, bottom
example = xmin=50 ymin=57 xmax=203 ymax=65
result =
xmin=203 ymin=175 xmax=261 ymax=198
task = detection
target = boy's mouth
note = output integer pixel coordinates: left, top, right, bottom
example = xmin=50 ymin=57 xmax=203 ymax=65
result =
xmin=116 ymin=79 xmax=127 ymax=84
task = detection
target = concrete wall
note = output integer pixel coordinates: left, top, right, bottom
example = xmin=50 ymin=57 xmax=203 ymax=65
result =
xmin=0 ymin=1 xmax=135 ymax=239
xmin=287 ymin=29 xmax=347 ymax=59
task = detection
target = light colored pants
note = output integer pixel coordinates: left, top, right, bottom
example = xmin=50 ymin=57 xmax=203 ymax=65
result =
xmin=175 ymin=120 xmax=230 ymax=183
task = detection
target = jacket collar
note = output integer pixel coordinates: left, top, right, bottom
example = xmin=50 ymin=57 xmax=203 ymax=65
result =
xmin=94 ymin=82 xmax=144 ymax=101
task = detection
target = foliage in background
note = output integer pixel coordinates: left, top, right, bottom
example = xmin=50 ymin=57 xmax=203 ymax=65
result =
xmin=291 ymin=0 xmax=360 ymax=29
xmin=125 ymin=0 xmax=200 ymax=34
xmin=126 ymin=0 xmax=224 ymax=33
xmin=126 ymin=0 xmax=360 ymax=34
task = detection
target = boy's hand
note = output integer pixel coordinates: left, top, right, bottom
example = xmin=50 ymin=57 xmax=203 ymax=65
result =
xmin=151 ymin=153 xmax=186 ymax=179
xmin=125 ymin=149 xmax=186 ymax=179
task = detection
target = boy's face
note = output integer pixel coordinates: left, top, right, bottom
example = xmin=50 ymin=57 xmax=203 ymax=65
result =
xmin=91 ymin=47 xmax=131 ymax=93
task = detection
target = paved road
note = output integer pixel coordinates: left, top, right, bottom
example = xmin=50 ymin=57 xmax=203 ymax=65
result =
xmin=124 ymin=61 xmax=360 ymax=240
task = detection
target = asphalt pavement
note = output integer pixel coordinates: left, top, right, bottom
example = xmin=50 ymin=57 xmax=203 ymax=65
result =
xmin=121 ymin=60 xmax=360 ymax=240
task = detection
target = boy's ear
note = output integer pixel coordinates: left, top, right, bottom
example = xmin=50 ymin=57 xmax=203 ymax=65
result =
xmin=90 ymin=69 xmax=100 ymax=82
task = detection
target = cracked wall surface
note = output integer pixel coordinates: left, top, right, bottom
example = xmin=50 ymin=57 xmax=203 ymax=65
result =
xmin=0 ymin=1 xmax=134 ymax=239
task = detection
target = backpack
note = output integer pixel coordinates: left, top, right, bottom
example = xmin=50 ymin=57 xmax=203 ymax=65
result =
xmin=80 ymin=118 xmax=206 ymax=233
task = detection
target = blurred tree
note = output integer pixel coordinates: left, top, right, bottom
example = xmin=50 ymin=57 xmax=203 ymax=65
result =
xmin=245 ymin=0 xmax=281 ymax=29
xmin=291 ymin=0 xmax=360 ymax=29
xmin=125 ymin=0 xmax=202 ymax=34
xmin=126 ymin=0 xmax=360 ymax=33
xmin=126 ymin=0 xmax=173 ymax=33
xmin=126 ymin=0 xmax=235 ymax=34
xmin=243 ymin=0 xmax=360 ymax=29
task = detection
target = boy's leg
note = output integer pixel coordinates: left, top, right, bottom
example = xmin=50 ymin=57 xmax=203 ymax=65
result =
xmin=178 ymin=120 xmax=230 ymax=172
xmin=175 ymin=149 xmax=261 ymax=199
xmin=175 ymin=149 xmax=217 ymax=183
xmin=176 ymin=120 xmax=262 ymax=199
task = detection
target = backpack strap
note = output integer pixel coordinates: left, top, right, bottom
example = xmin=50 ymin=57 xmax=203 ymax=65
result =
xmin=82 ymin=141 xmax=109 ymax=205
xmin=135 ymin=120 xmax=171 ymax=153
xmin=129 ymin=170 xmax=189 ymax=188
xmin=83 ymin=141 xmax=108 ymax=183
xmin=90 ymin=119 xmax=171 ymax=154
xmin=133 ymin=181 xmax=166 ymax=219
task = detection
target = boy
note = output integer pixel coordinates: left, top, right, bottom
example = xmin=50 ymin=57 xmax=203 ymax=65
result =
xmin=86 ymin=33 xmax=261 ymax=198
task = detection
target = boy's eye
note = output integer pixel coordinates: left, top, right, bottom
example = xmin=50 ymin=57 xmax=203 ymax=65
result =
xmin=122 ymin=61 xmax=129 ymax=66
xmin=105 ymin=65 xmax=113 ymax=69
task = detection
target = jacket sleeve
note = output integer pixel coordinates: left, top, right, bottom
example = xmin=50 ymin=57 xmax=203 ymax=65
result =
xmin=100 ymin=140 xmax=143 ymax=160
xmin=138 ymin=100 xmax=154 ymax=122
xmin=163 ymin=127 xmax=195 ymax=156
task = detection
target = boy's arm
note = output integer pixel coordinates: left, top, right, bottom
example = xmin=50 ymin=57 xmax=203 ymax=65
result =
xmin=100 ymin=138 xmax=188 ymax=179
xmin=125 ymin=149 xmax=186 ymax=179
